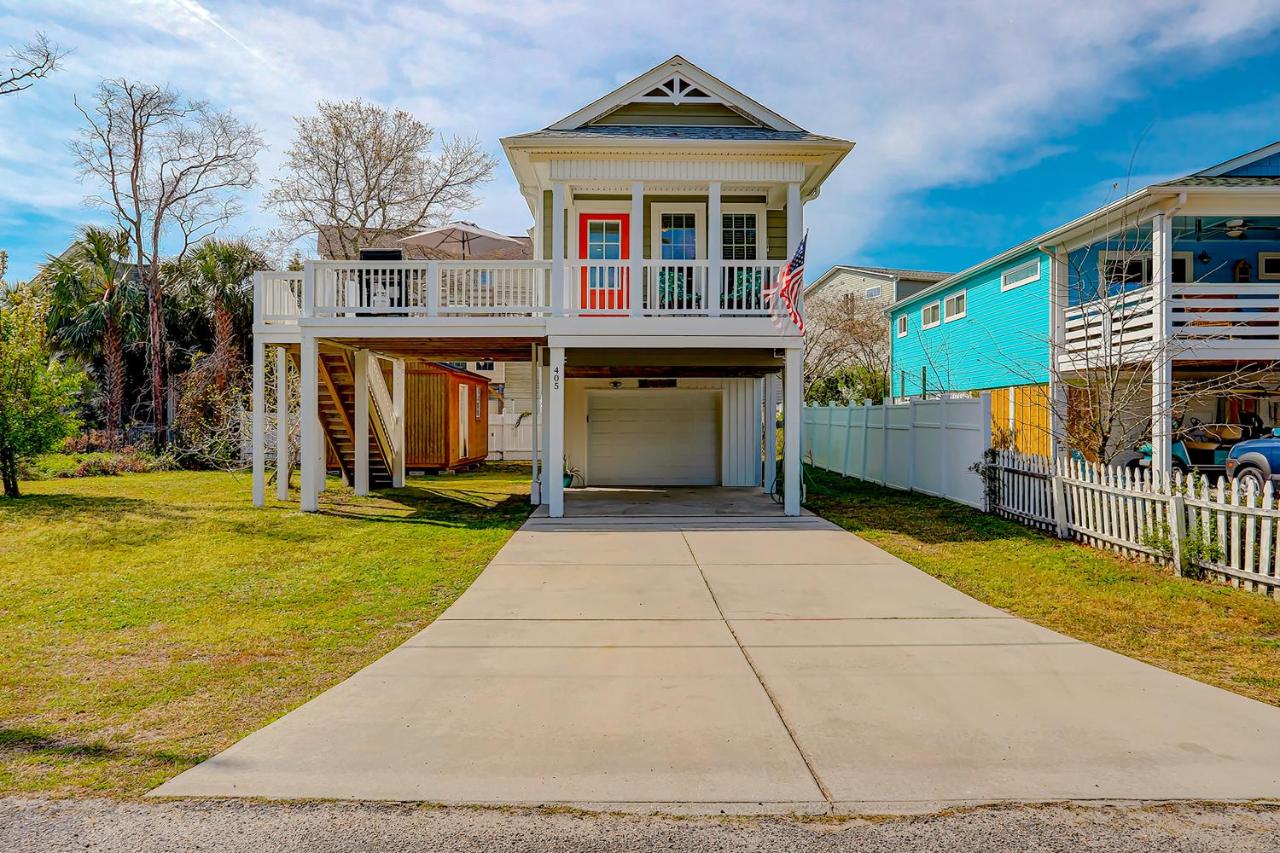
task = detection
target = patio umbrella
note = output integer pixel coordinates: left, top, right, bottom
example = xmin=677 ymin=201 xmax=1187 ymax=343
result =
xmin=399 ymin=221 xmax=523 ymax=259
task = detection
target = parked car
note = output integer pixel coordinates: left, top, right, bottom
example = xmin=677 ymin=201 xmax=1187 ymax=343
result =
xmin=1130 ymin=420 xmax=1249 ymax=476
xmin=1224 ymin=429 xmax=1280 ymax=492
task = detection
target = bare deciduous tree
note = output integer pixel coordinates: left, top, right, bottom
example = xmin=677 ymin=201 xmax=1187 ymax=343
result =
xmin=71 ymin=79 xmax=264 ymax=446
xmin=265 ymin=99 xmax=497 ymax=258
xmin=804 ymin=293 xmax=891 ymax=404
xmin=1 ymin=32 xmax=65 ymax=97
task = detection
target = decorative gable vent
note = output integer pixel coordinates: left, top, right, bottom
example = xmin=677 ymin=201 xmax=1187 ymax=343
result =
xmin=636 ymin=73 xmax=717 ymax=106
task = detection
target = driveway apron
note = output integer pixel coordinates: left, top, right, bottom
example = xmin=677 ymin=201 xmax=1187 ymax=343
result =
xmin=154 ymin=493 xmax=1280 ymax=814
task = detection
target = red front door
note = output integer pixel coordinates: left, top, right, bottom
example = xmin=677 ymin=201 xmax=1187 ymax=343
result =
xmin=579 ymin=213 xmax=630 ymax=314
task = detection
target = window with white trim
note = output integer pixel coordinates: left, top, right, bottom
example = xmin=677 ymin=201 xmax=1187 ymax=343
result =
xmin=865 ymin=285 xmax=882 ymax=299
xmin=1260 ymin=252 xmax=1280 ymax=280
xmin=921 ymin=301 xmax=941 ymax=329
xmin=943 ymin=290 xmax=967 ymax=321
xmin=720 ymin=213 xmax=757 ymax=260
xmin=1001 ymin=259 xmax=1040 ymax=291
xmin=1172 ymin=252 xmax=1193 ymax=284
xmin=896 ymin=314 xmax=908 ymax=338
xmin=1099 ymin=252 xmax=1151 ymax=286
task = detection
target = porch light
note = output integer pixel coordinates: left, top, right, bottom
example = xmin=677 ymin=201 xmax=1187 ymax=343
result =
xmin=1198 ymin=250 xmax=1211 ymax=265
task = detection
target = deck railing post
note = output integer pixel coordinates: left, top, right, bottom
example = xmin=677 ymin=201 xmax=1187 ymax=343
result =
xmin=426 ymin=261 xmax=440 ymax=316
xmin=301 ymin=263 xmax=316 ymax=318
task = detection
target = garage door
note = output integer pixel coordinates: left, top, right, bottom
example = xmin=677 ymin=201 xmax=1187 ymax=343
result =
xmin=587 ymin=391 xmax=720 ymax=486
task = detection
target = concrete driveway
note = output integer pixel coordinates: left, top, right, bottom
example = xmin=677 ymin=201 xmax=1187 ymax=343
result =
xmin=154 ymin=490 xmax=1280 ymax=814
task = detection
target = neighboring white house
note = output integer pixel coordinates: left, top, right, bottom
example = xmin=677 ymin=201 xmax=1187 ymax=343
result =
xmin=805 ymin=265 xmax=951 ymax=314
xmin=250 ymin=55 xmax=853 ymax=516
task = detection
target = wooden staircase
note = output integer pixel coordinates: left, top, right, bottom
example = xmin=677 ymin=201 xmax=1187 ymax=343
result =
xmin=315 ymin=348 xmax=394 ymax=488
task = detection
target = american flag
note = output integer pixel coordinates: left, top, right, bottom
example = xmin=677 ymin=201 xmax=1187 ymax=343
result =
xmin=765 ymin=231 xmax=807 ymax=335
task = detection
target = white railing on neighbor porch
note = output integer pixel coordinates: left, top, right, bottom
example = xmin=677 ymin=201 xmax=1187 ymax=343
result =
xmin=1060 ymin=281 xmax=1280 ymax=365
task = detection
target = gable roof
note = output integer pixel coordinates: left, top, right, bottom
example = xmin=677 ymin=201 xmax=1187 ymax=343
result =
xmin=806 ymin=264 xmax=951 ymax=292
xmin=548 ymin=55 xmax=803 ymax=133
xmin=1192 ymin=140 xmax=1280 ymax=177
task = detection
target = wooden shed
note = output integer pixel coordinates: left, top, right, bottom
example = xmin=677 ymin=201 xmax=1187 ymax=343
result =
xmin=403 ymin=361 xmax=490 ymax=472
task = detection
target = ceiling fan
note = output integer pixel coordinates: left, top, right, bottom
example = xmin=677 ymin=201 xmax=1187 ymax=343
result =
xmin=1217 ymin=218 xmax=1280 ymax=239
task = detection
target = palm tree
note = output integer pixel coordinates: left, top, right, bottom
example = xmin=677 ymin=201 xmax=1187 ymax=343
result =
xmin=181 ymin=239 xmax=266 ymax=389
xmin=44 ymin=227 xmax=143 ymax=441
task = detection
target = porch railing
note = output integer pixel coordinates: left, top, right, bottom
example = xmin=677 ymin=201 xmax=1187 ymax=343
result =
xmin=255 ymin=258 xmax=791 ymax=326
xmin=1060 ymin=281 xmax=1280 ymax=365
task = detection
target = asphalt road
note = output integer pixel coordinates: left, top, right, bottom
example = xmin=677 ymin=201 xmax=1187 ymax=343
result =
xmin=6 ymin=798 xmax=1280 ymax=852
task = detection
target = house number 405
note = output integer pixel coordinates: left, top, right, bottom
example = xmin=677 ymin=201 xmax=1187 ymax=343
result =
xmin=552 ymin=366 xmax=561 ymax=391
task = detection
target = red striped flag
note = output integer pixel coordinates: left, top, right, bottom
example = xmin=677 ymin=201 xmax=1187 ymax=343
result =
xmin=765 ymin=231 xmax=807 ymax=335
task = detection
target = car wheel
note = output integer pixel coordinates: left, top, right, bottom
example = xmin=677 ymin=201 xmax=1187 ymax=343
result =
xmin=1235 ymin=466 xmax=1267 ymax=494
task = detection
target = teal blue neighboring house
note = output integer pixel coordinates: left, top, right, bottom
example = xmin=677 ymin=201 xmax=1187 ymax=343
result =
xmin=888 ymin=140 xmax=1280 ymax=464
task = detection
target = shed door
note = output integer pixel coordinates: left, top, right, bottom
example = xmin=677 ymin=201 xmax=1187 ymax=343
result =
xmin=587 ymin=391 xmax=719 ymax=486
xmin=459 ymin=385 xmax=469 ymax=458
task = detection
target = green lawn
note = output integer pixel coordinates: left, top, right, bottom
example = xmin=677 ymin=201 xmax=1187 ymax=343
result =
xmin=0 ymin=465 xmax=532 ymax=797
xmin=804 ymin=465 xmax=1280 ymax=708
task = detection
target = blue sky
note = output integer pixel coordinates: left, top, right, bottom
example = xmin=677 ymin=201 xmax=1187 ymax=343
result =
xmin=2 ymin=0 xmax=1280 ymax=282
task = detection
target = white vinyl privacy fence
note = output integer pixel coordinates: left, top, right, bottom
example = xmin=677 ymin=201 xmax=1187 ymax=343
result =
xmin=803 ymin=396 xmax=992 ymax=509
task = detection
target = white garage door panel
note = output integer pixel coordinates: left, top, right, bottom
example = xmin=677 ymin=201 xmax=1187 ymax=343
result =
xmin=588 ymin=392 xmax=720 ymax=486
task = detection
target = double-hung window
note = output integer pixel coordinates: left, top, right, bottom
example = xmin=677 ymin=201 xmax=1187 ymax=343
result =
xmin=921 ymin=301 xmax=941 ymax=329
xmin=721 ymin=213 xmax=757 ymax=260
xmin=943 ymin=290 xmax=967 ymax=321
xmin=897 ymin=315 xmax=908 ymax=338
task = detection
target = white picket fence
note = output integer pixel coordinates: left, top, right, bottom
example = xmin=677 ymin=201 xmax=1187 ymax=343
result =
xmin=993 ymin=450 xmax=1280 ymax=593
xmin=803 ymin=396 xmax=992 ymax=509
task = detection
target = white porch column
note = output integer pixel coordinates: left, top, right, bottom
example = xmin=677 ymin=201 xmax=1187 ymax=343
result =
xmin=550 ymin=181 xmax=566 ymax=317
xmin=1047 ymin=248 xmax=1069 ymax=458
xmin=763 ymin=372 xmax=779 ymax=495
xmin=275 ymin=346 xmax=290 ymax=501
xmin=629 ymin=181 xmax=644 ymax=318
xmin=251 ymin=339 xmax=266 ymax=507
xmin=783 ymin=348 xmax=802 ymax=516
xmin=541 ymin=361 xmax=551 ymax=501
xmin=547 ymin=346 xmax=566 ymax=518
xmin=1151 ymin=212 xmax=1173 ymax=477
xmin=299 ymin=335 xmax=320 ymax=512
xmin=707 ymin=181 xmax=722 ymax=317
xmin=392 ymin=357 xmax=406 ymax=488
xmin=354 ymin=349 xmax=370 ymax=496
xmin=530 ymin=344 xmax=541 ymax=504
xmin=786 ymin=182 xmax=804 ymax=318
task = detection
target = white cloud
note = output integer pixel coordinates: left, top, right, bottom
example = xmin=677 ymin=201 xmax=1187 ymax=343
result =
xmin=1 ymin=0 xmax=1279 ymax=279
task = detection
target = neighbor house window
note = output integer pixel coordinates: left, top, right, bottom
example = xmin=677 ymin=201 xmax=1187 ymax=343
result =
xmin=1260 ymin=253 xmax=1280 ymax=280
xmin=921 ymin=301 xmax=941 ymax=329
xmin=1001 ymin=259 xmax=1040 ymax=291
xmin=944 ymin=290 xmax=967 ymax=321
xmin=721 ymin=213 xmax=757 ymax=260
xmin=865 ymin=285 xmax=882 ymax=299
xmin=1172 ymin=252 xmax=1193 ymax=284
xmin=1099 ymin=252 xmax=1151 ymax=286
xmin=473 ymin=360 xmax=495 ymax=372
xmin=897 ymin=315 xmax=908 ymax=338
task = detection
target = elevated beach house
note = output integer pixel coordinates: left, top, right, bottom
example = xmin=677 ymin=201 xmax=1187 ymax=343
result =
xmin=249 ymin=56 xmax=852 ymax=516
xmin=888 ymin=142 xmax=1280 ymax=470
